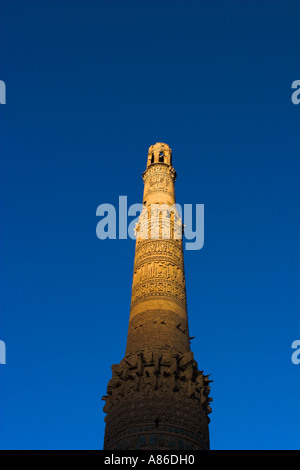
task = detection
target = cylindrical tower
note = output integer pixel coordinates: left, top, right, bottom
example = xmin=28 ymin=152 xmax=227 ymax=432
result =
xmin=102 ymin=143 xmax=212 ymax=450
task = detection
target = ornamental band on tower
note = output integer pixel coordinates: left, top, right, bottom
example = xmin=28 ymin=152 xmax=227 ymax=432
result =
xmin=102 ymin=143 xmax=212 ymax=450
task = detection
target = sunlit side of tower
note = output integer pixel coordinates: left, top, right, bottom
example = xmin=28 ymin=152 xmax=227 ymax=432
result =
xmin=102 ymin=143 xmax=212 ymax=450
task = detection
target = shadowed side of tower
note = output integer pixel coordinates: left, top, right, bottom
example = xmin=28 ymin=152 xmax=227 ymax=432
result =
xmin=102 ymin=143 xmax=212 ymax=450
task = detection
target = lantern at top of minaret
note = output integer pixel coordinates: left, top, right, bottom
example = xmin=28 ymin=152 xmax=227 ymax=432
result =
xmin=146 ymin=142 xmax=173 ymax=168
xmin=143 ymin=143 xmax=176 ymax=207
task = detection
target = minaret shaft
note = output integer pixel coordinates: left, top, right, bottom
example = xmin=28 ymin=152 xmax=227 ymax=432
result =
xmin=126 ymin=143 xmax=189 ymax=356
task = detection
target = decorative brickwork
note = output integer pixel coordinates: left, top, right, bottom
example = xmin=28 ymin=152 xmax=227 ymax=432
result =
xmin=125 ymin=309 xmax=190 ymax=355
xmin=103 ymin=351 xmax=212 ymax=450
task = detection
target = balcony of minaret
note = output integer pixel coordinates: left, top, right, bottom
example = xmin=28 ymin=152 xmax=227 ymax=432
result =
xmin=146 ymin=142 xmax=173 ymax=168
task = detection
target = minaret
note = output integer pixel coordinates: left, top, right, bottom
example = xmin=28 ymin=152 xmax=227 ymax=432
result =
xmin=102 ymin=143 xmax=212 ymax=450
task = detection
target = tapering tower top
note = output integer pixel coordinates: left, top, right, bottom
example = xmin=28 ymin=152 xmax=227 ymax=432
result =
xmin=146 ymin=142 xmax=173 ymax=168
xmin=142 ymin=143 xmax=177 ymax=209
xmin=126 ymin=142 xmax=187 ymax=356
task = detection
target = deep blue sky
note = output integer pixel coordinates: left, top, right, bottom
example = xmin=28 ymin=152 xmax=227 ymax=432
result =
xmin=0 ymin=0 xmax=299 ymax=450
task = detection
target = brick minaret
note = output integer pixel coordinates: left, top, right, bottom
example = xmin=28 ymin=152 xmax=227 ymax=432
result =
xmin=102 ymin=143 xmax=212 ymax=450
